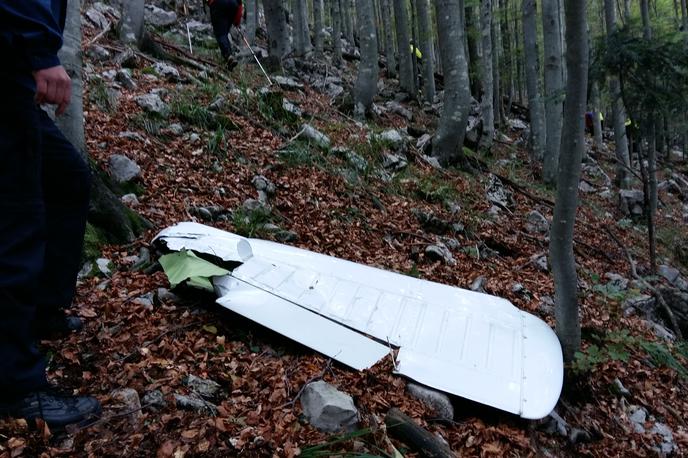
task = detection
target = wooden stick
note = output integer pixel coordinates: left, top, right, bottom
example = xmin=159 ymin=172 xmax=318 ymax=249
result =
xmin=385 ymin=408 xmax=456 ymax=458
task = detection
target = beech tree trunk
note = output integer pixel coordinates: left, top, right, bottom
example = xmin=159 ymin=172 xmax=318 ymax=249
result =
xmin=264 ymin=0 xmax=291 ymax=59
xmin=314 ymin=0 xmax=325 ymax=54
xmin=542 ymin=0 xmax=564 ymax=184
xmin=604 ymin=0 xmax=631 ymax=188
xmin=550 ymin=0 xmax=588 ymax=363
xmin=479 ymin=0 xmax=494 ymax=148
xmin=354 ymin=0 xmax=379 ymax=117
xmin=119 ymin=0 xmax=145 ymax=46
xmin=415 ymin=0 xmax=436 ymax=103
xmin=432 ymin=0 xmax=471 ymax=168
xmin=522 ymin=0 xmax=546 ymax=162
xmin=394 ymin=0 xmax=416 ymax=94
xmin=332 ymin=0 xmax=343 ymax=65
xmin=246 ymin=0 xmax=258 ymax=43
xmin=293 ymin=0 xmax=312 ymax=55
xmin=382 ymin=0 xmax=397 ymax=77
xmin=592 ymin=82 xmax=604 ymax=151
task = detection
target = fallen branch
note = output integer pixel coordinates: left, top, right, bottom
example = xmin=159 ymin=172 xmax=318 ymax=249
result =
xmin=605 ymin=227 xmax=683 ymax=339
xmin=384 ymin=408 xmax=456 ymax=458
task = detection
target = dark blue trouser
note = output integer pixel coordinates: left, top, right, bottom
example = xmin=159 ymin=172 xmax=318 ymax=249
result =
xmin=0 ymin=77 xmax=91 ymax=398
xmin=210 ymin=0 xmax=240 ymax=59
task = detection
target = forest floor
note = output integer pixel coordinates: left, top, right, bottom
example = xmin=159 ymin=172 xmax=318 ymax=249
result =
xmin=2 ymin=19 xmax=688 ymax=458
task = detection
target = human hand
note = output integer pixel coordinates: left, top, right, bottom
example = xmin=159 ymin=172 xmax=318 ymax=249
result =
xmin=33 ymin=65 xmax=72 ymax=115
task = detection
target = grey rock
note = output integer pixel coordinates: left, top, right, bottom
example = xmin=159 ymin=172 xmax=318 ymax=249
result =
xmin=300 ymin=381 xmax=359 ymax=433
xmin=186 ymin=20 xmax=212 ymax=33
xmin=115 ymin=69 xmax=137 ymax=90
xmin=508 ymin=118 xmax=528 ymax=130
xmin=101 ymin=69 xmax=117 ymax=80
xmin=153 ymin=62 xmax=180 ymax=82
xmin=274 ymin=75 xmax=304 ymax=90
xmin=642 ymin=319 xmax=675 ymax=341
xmin=344 ymin=151 xmax=368 ymax=172
xmin=470 ymin=276 xmax=487 ymax=293
xmin=376 ymin=129 xmax=405 ymax=150
xmin=623 ymin=294 xmax=656 ymax=317
xmin=568 ymin=428 xmax=592 ymax=445
xmin=108 ymin=154 xmax=141 ymax=183
xmin=425 ymin=244 xmax=456 ymax=266
xmin=118 ymin=131 xmax=146 ymax=143
xmin=651 ymin=422 xmax=676 ymax=455
xmin=384 ymin=101 xmax=413 ymax=120
xmin=382 ymin=153 xmax=408 ymax=172
xmin=243 ymin=198 xmax=270 ymax=213
xmin=168 ymin=123 xmax=184 ymax=135
xmin=406 ymin=383 xmax=454 ymax=421
xmin=77 ymin=262 xmax=94 ymax=280
xmin=605 ymin=272 xmax=629 ymax=290
xmin=512 ymin=283 xmax=525 ymax=294
xmin=252 ymin=175 xmax=276 ymax=204
xmin=442 ymin=238 xmax=461 ymax=250
xmin=174 ymin=394 xmax=217 ymax=415
xmin=135 ymin=93 xmax=169 ymax=117
xmin=658 ymin=265 xmax=681 ymax=284
xmin=619 ymin=189 xmax=645 ymax=217
xmin=142 ymin=390 xmax=167 ymax=409
xmin=578 ymin=181 xmax=596 ymax=193
xmin=275 ymin=230 xmax=298 ymax=243
xmin=628 ymin=406 xmax=647 ymax=433
xmin=111 ymin=388 xmax=142 ymax=426
xmin=121 ymin=193 xmax=140 ymax=207
xmin=525 ymin=210 xmax=549 ymax=234
xmin=416 ymin=134 xmax=433 ymax=152
xmin=96 ymin=258 xmax=112 ymax=276
xmin=532 ymin=253 xmax=549 ymax=272
xmin=207 ymin=96 xmax=226 ymax=112
xmin=486 ymin=174 xmax=514 ymax=209
xmin=131 ymin=247 xmax=151 ymax=271
xmin=183 ymin=375 xmax=222 ymax=400
xmin=134 ymin=292 xmax=155 ymax=311
xmin=85 ymin=7 xmax=109 ymax=29
xmin=301 ymin=124 xmax=331 ymax=148
xmin=189 ymin=133 xmax=201 ymax=143
xmin=283 ymin=100 xmax=303 ymax=117
xmin=88 ymin=45 xmax=111 ymax=62
xmin=145 ymin=5 xmax=177 ymax=27
xmin=542 ymin=410 xmax=568 ymax=437
xmin=539 ymin=295 xmax=555 ymax=315
xmin=157 ymin=287 xmax=181 ymax=304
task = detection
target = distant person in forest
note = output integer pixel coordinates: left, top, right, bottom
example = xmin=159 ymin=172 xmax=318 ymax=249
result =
xmin=206 ymin=0 xmax=243 ymax=69
xmin=0 ymin=1 xmax=101 ymax=428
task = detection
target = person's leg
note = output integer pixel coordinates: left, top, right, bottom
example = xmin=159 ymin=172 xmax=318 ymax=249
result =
xmin=34 ymin=110 xmax=91 ymax=331
xmin=210 ymin=0 xmax=234 ymax=59
xmin=0 ymin=81 xmax=49 ymax=399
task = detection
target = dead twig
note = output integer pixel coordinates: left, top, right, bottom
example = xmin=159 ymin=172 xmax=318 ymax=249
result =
xmin=280 ymin=358 xmax=334 ymax=408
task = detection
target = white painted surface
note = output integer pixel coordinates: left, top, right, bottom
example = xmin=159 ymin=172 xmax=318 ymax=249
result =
xmin=155 ymin=222 xmax=563 ymax=419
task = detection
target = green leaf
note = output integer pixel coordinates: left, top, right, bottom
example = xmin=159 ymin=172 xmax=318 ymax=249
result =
xmin=159 ymin=249 xmax=230 ymax=291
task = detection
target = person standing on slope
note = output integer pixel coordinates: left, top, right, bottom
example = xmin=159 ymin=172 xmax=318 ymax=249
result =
xmin=207 ymin=0 xmax=243 ymax=69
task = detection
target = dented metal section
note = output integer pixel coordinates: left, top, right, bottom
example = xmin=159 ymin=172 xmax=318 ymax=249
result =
xmin=155 ymin=222 xmax=563 ymax=420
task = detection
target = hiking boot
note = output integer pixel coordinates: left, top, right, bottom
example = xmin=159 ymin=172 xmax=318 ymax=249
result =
xmin=225 ymin=56 xmax=238 ymax=71
xmin=0 ymin=389 xmax=101 ymax=430
xmin=35 ymin=314 xmax=83 ymax=339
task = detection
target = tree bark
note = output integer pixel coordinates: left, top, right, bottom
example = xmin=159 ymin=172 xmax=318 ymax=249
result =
xmin=604 ymin=0 xmax=631 ymax=188
xmin=293 ymin=0 xmax=312 ymax=55
xmin=314 ymin=0 xmax=325 ymax=54
xmin=119 ymin=0 xmax=145 ymax=46
xmin=332 ymin=0 xmax=344 ymax=65
xmin=246 ymin=0 xmax=258 ymax=43
xmin=382 ymin=0 xmax=397 ymax=77
xmin=264 ymin=0 xmax=292 ymax=59
xmin=385 ymin=408 xmax=455 ymax=458
xmin=550 ymin=0 xmax=588 ymax=363
xmin=465 ymin=5 xmax=482 ymax=99
xmin=522 ymin=0 xmax=546 ymax=163
xmin=640 ymin=0 xmax=652 ymax=39
xmin=542 ymin=0 xmax=564 ymax=185
xmin=431 ymin=0 xmax=471 ymax=168
xmin=479 ymin=0 xmax=494 ymax=148
xmin=492 ymin=0 xmax=504 ymax=126
xmin=415 ymin=0 xmax=436 ymax=103
xmin=394 ymin=0 xmax=416 ymax=94
xmin=591 ymin=82 xmax=604 ymax=151
xmin=354 ymin=0 xmax=379 ymax=117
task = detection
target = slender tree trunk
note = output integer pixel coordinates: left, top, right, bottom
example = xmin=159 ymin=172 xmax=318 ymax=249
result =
xmin=415 ymin=0 xmax=436 ymax=103
xmin=542 ymin=0 xmax=564 ymax=184
xmin=640 ymin=0 xmax=652 ymax=39
xmin=382 ymin=0 xmax=397 ymax=77
xmin=431 ymin=0 xmax=472 ymax=168
xmin=623 ymin=0 xmax=631 ymax=24
xmin=522 ymin=0 xmax=546 ymax=162
xmin=479 ymin=0 xmax=494 ymax=147
xmin=265 ymin=0 xmax=292 ymax=59
xmin=246 ymin=0 xmax=258 ymax=43
xmin=332 ymin=0 xmax=343 ymax=65
xmin=466 ymin=6 xmax=482 ymax=99
xmin=314 ymin=0 xmax=325 ymax=54
xmin=500 ymin=0 xmax=514 ymax=112
xmin=492 ymin=0 xmax=504 ymax=126
xmin=344 ymin=0 xmax=355 ymax=45
xmin=592 ymin=83 xmax=604 ymax=151
xmin=394 ymin=0 xmax=416 ymax=93
xmin=354 ymin=0 xmax=379 ymax=117
xmin=119 ymin=0 xmax=145 ymax=46
xmin=604 ymin=0 xmax=631 ymax=188
xmin=647 ymin=121 xmax=658 ymax=273
xmin=293 ymin=0 xmax=312 ymax=55
xmin=550 ymin=0 xmax=588 ymax=363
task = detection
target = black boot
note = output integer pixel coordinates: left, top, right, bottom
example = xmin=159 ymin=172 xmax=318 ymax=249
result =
xmin=0 ymin=389 xmax=101 ymax=430
xmin=35 ymin=312 xmax=83 ymax=339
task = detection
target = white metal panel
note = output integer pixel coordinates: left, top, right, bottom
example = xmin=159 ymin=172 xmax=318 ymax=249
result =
xmin=155 ymin=222 xmax=563 ymax=419
xmin=155 ymin=222 xmax=253 ymax=262
xmin=213 ymin=275 xmax=390 ymax=371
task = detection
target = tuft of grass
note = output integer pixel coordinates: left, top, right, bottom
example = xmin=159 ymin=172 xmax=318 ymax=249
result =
xmin=130 ymin=112 xmax=164 ymax=136
xmin=415 ymin=175 xmax=458 ymax=203
xmin=172 ymin=96 xmax=237 ymax=131
xmin=90 ymin=77 xmax=118 ymax=113
xmin=277 ymin=141 xmax=326 ymax=168
xmin=231 ymin=206 xmax=274 ymax=238
xmin=207 ymin=126 xmax=228 ymax=158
